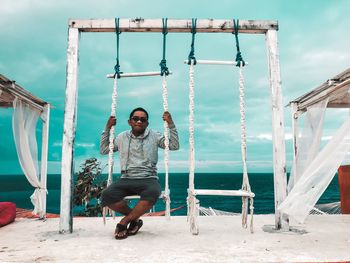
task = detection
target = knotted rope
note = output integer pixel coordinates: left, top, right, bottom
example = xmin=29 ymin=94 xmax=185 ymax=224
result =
xmin=103 ymin=18 xmax=122 ymax=223
xmin=158 ymin=18 xmax=171 ymax=219
xmin=187 ymin=18 xmax=197 ymax=65
xmin=114 ymin=18 xmax=123 ymax=78
xmin=233 ymin=19 xmax=254 ymax=232
xmin=187 ymin=59 xmax=198 ymax=233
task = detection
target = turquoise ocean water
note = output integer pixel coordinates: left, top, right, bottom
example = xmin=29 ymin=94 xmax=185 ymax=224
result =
xmin=0 ymin=173 xmax=340 ymax=216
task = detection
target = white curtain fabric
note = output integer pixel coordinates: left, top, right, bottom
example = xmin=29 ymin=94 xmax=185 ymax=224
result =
xmin=288 ymin=99 xmax=328 ymax=191
xmin=12 ymin=98 xmax=45 ymax=215
xmin=279 ymin=99 xmax=350 ymax=223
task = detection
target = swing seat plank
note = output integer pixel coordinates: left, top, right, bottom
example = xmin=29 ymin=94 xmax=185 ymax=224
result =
xmin=107 ymin=71 xmax=173 ymax=78
xmin=184 ymin=59 xmax=248 ymax=66
xmin=124 ymin=190 xmax=169 ymax=200
xmin=193 ymin=189 xmax=255 ymax=198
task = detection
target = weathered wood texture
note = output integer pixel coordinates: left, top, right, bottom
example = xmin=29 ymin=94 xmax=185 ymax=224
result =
xmin=265 ymin=30 xmax=289 ymax=230
xmin=69 ymin=19 xmax=278 ymax=33
xmin=60 ymin=28 xmax=79 ymax=234
xmin=195 ymin=189 xmax=255 ymax=197
xmin=183 ymin=60 xmax=240 ymax=65
xmin=39 ymin=104 xmax=50 ymax=218
xmin=61 ymin=18 xmax=286 ymax=233
xmin=290 ymin=102 xmax=299 ymax=184
xmin=0 ymin=74 xmax=48 ymax=111
xmin=106 ymin=71 xmax=169 ymax=78
xmin=290 ymin=68 xmax=350 ymax=112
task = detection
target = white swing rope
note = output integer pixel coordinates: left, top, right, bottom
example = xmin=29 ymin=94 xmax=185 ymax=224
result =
xmin=102 ymin=74 xmax=171 ymax=222
xmin=162 ymin=74 xmax=171 ymax=220
xmin=238 ymin=63 xmax=254 ymax=232
xmin=186 ymin=60 xmax=254 ymax=233
xmin=187 ymin=61 xmax=198 ymax=234
xmin=102 ymin=76 xmax=118 ymax=224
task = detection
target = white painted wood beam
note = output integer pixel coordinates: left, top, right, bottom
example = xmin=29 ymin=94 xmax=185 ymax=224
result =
xmin=183 ymin=60 xmax=245 ymax=66
xmin=106 ymin=71 xmax=172 ymax=78
xmin=290 ymin=102 xmax=299 ymax=190
xmin=60 ymin=28 xmax=79 ymax=234
xmin=7 ymin=84 xmax=45 ymax=112
xmin=69 ymin=19 xmax=278 ymax=34
xmin=296 ymin=79 xmax=350 ymax=112
xmin=39 ymin=104 xmax=50 ymax=219
xmin=265 ymin=29 xmax=289 ymax=230
xmin=194 ymin=189 xmax=255 ymax=197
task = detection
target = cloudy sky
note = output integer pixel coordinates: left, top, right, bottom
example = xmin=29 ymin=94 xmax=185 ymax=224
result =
xmin=1 ymin=0 xmax=350 ymax=175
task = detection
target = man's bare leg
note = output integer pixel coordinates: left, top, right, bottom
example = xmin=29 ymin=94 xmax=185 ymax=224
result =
xmin=109 ymin=199 xmax=153 ymax=239
xmin=119 ymin=200 xmax=153 ymax=226
xmin=108 ymin=200 xmax=132 ymax=216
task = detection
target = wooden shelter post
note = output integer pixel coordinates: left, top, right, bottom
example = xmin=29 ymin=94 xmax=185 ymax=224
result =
xmin=60 ymin=27 xmax=79 ymax=233
xmin=291 ymin=102 xmax=299 ymax=182
xmin=265 ymin=29 xmax=289 ymax=230
xmin=39 ymin=104 xmax=50 ymax=218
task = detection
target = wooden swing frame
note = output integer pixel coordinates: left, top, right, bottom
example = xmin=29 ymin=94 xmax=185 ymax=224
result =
xmin=60 ymin=18 xmax=288 ymax=233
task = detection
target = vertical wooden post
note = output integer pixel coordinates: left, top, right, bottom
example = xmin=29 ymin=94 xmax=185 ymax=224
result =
xmin=265 ymin=29 xmax=289 ymax=230
xmin=40 ymin=104 xmax=50 ymax=219
xmin=59 ymin=27 xmax=79 ymax=233
xmin=290 ymin=102 xmax=299 ymax=189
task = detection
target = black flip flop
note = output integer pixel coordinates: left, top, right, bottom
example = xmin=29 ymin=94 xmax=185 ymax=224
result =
xmin=127 ymin=219 xmax=143 ymax=236
xmin=115 ymin=223 xmax=128 ymax=239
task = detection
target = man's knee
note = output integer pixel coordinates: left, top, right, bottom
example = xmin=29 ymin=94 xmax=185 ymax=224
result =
xmin=140 ymin=185 xmax=161 ymax=205
xmin=108 ymin=200 xmax=128 ymax=210
xmin=141 ymin=181 xmax=161 ymax=206
xmin=140 ymin=196 xmax=158 ymax=206
xmin=101 ymin=188 xmax=123 ymax=207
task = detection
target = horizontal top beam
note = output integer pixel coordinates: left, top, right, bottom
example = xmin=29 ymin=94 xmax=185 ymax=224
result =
xmin=0 ymin=74 xmax=49 ymax=111
xmin=69 ymin=18 xmax=278 ymax=34
xmin=289 ymin=67 xmax=350 ymax=112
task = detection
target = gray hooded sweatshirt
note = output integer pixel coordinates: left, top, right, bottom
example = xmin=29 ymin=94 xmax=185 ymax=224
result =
xmin=100 ymin=124 xmax=179 ymax=179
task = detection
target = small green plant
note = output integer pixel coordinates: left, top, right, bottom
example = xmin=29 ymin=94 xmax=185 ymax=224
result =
xmin=73 ymin=158 xmax=107 ymax=216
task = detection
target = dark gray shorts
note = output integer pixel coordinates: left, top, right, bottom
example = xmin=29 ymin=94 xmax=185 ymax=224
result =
xmin=101 ymin=178 xmax=161 ymax=207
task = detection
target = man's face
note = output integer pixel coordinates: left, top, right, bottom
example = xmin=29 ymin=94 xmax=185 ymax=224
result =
xmin=128 ymin=110 xmax=149 ymax=135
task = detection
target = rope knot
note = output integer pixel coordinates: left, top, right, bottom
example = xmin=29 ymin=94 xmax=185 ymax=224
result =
xmin=233 ymin=19 xmax=245 ymax=67
xmin=114 ymin=17 xmax=123 ymax=78
xmin=114 ymin=63 xmax=123 ymax=79
xmin=235 ymin=51 xmax=245 ymax=67
xmin=187 ymin=52 xmax=197 ymax=65
xmin=187 ymin=18 xmax=197 ymax=65
xmin=159 ymin=59 xmax=169 ymax=76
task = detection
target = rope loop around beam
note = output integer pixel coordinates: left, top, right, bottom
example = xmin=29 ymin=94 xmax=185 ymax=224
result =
xmin=159 ymin=18 xmax=170 ymax=76
xmin=233 ymin=19 xmax=245 ymax=67
xmin=187 ymin=18 xmax=197 ymax=65
xmin=114 ymin=17 xmax=123 ymax=78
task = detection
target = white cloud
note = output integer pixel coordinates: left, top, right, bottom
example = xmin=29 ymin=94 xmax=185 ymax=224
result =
xmin=76 ymin=143 xmax=95 ymax=148
xmin=53 ymin=142 xmax=62 ymax=147
xmin=52 ymin=142 xmax=95 ymax=148
xmin=247 ymin=133 xmax=293 ymax=142
xmin=255 ymin=133 xmax=272 ymax=141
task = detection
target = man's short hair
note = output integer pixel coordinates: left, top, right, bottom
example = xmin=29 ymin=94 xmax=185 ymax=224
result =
xmin=129 ymin=107 xmax=149 ymax=120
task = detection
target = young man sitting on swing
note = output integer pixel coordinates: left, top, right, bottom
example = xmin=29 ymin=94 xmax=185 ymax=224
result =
xmin=100 ymin=107 xmax=179 ymax=239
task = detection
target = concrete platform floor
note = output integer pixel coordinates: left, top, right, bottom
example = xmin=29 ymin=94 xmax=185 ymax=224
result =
xmin=1 ymin=215 xmax=350 ymax=262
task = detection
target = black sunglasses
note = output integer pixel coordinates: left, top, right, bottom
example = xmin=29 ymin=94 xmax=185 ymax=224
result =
xmin=131 ymin=116 xmax=148 ymax=123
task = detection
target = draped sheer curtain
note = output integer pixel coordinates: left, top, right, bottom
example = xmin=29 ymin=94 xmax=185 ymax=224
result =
xmin=12 ymin=98 xmax=45 ymax=216
xmin=288 ymin=99 xmax=329 ymax=191
xmin=279 ymin=98 xmax=350 ymax=223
